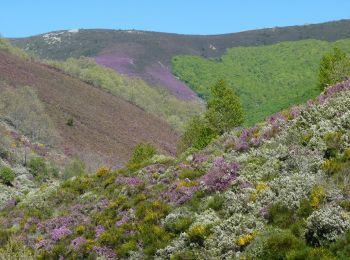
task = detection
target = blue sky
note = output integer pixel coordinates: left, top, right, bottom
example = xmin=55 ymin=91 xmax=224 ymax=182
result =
xmin=1 ymin=0 xmax=350 ymax=37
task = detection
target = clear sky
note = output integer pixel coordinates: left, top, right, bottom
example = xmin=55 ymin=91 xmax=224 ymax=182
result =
xmin=1 ymin=0 xmax=350 ymax=37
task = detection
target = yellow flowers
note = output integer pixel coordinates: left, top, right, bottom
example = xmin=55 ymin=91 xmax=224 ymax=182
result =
xmin=310 ymin=186 xmax=325 ymax=209
xmin=237 ymin=232 xmax=257 ymax=247
xmin=96 ymin=166 xmax=110 ymax=177
xmin=176 ymin=180 xmax=198 ymax=190
xmin=188 ymin=224 xmax=209 ymax=244
xmin=256 ymin=182 xmax=268 ymax=192
xmin=75 ymin=225 xmax=86 ymax=234
xmin=250 ymin=182 xmax=268 ymax=202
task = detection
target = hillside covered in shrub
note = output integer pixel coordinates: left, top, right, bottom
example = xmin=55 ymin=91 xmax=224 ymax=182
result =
xmin=1 ymin=74 xmax=350 ymax=258
xmin=172 ymin=39 xmax=350 ymax=125
xmin=0 ymin=38 xmax=179 ymax=168
xmin=46 ymin=57 xmax=204 ymax=131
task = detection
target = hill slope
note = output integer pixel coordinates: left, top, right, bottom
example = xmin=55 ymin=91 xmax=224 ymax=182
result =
xmin=1 ymin=78 xmax=350 ymax=258
xmin=173 ymin=39 xmax=350 ymax=125
xmin=10 ymin=19 xmax=350 ymax=99
xmin=0 ymin=48 xmax=178 ymax=168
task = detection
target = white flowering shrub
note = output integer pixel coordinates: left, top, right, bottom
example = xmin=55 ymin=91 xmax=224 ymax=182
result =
xmin=305 ymin=205 xmax=350 ymax=245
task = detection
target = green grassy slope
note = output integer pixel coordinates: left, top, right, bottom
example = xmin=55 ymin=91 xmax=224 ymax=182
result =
xmin=172 ymin=39 xmax=350 ymax=125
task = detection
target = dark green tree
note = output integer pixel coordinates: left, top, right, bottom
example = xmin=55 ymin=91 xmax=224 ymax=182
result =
xmin=179 ymin=80 xmax=244 ymax=152
xmin=318 ymin=47 xmax=350 ymax=90
xmin=206 ymin=80 xmax=244 ymax=134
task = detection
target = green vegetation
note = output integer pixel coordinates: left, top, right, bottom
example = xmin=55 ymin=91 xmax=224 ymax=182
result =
xmin=127 ymin=143 xmax=157 ymax=170
xmin=0 ymin=86 xmax=57 ymax=145
xmin=206 ymin=79 xmax=244 ymax=134
xmin=0 ymin=167 xmax=15 ymax=186
xmin=46 ymin=57 xmax=204 ymax=131
xmin=0 ymin=37 xmax=30 ymax=60
xmin=172 ymin=39 xmax=350 ymax=125
xmin=178 ymin=115 xmax=217 ymax=152
xmin=318 ymin=47 xmax=350 ymax=90
xmin=179 ymin=80 xmax=243 ymax=152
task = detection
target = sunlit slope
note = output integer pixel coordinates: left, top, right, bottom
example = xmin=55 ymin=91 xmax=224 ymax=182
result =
xmin=172 ymin=39 xmax=350 ymax=125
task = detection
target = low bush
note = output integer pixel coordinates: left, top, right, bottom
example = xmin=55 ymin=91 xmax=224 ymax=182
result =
xmin=0 ymin=167 xmax=15 ymax=185
xmin=127 ymin=143 xmax=157 ymax=170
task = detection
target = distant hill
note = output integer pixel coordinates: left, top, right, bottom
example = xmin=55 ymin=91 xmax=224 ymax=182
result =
xmin=10 ymin=19 xmax=350 ymax=100
xmin=0 ymin=46 xmax=178 ymax=168
xmin=172 ymin=39 xmax=350 ymax=125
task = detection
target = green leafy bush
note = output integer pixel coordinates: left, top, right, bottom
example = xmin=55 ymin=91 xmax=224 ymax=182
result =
xmin=260 ymin=230 xmax=306 ymax=260
xmin=0 ymin=167 xmax=15 ymax=185
xmin=187 ymin=224 xmax=211 ymax=245
xmin=28 ymin=158 xmax=47 ymax=177
xmin=127 ymin=143 xmax=157 ymax=170
xmin=177 ymin=115 xmax=217 ymax=152
xmin=319 ymin=47 xmax=350 ymax=90
xmin=178 ymin=168 xmax=205 ymax=180
xmin=165 ymin=216 xmax=193 ymax=234
xmin=268 ymin=203 xmax=295 ymax=229
xmin=62 ymin=158 xmax=85 ymax=180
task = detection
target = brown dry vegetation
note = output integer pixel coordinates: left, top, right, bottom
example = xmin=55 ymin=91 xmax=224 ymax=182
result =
xmin=0 ymin=50 xmax=178 ymax=167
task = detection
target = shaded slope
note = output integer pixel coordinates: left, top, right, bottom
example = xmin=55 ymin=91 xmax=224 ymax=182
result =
xmin=0 ymin=50 xmax=178 ymax=167
xmin=10 ymin=19 xmax=350 ymax=99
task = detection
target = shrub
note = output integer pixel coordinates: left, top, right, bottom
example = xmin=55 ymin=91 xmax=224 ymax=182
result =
xmin=323 ymin=131 xmax=343 ymax=158
xmin=96 ymin=166 xmax=110 ymax=178
xmin=178 ymin=168 xmax=204 ymax=180
xmin=260 ymin=230 xmax=306 ymax=260
xmin=329 ymin=230 xmax=350 ymax=259
xmin=268 ymin=203 xmax=295 ymax=229
xmin=0 ymin=229 xmax=11 ymax=247
xmin=319 ymin=47 xmax=350 ymax=90
xmin=305 ymin=206 xmax=350 ymax=246
xmin=127 ymin=143 xmax=157 ymax=170
xmin=28 ymin=157 xmax=47 ymax=177
xmin=187 ymin=224 xmax=210 ymax=245
xmin=165 ymin=216 xmax=193 ymax=234
xmin=178 ymin=115 xmax=217 ymax=152
xmin=66 ymin=117 xmax=74 ymax=127
xmin=310 ymin=186 xmax=326 ymax=209
xmin=0 ymin=167 xmax=15 ymax=185
xmin=207 ymin=193 xmax=225 ymax=211
xmin=62 ymin=158 xmax=85 ymax=180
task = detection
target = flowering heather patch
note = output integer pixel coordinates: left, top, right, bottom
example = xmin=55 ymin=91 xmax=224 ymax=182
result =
xmin=322 ymin=79 xmax=350 ymax=101
xmin=163 ymin=181 xmax=200 ymax=204
xmin=93 ymin=246 xmax=117 ymax=259
xmin=70 ymin=236 xmax=87 ymax=251
xmin=36 ymin=239 xmax=54 ymax=251
xmin=200 ymin=157 xmax=240 ymax=192
xmin=95 ymin=54 xmax=138 ymax=77
xmin=115 ymin=215 xmax=130 ymax=227
xmin=145 ymin=64 xmax=197 ymax=100
xmin=2 ymin=80 xmax=350 ymax=259
xmin=95 ymin=225 xmax=105 ymax=239
xmin=115 ymin=176 xmax=143 ymax=186
xmin=37 ymin=216 xmax=75 ymax=233
xmin=51 ymin=226 xmax=72 ymax=241
xmin=192 ymin=152 xmax=209 ymax=164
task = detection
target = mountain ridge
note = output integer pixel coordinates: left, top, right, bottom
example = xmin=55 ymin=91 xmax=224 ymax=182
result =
xmin=10 ymin=19 xmax=350 ymax=100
